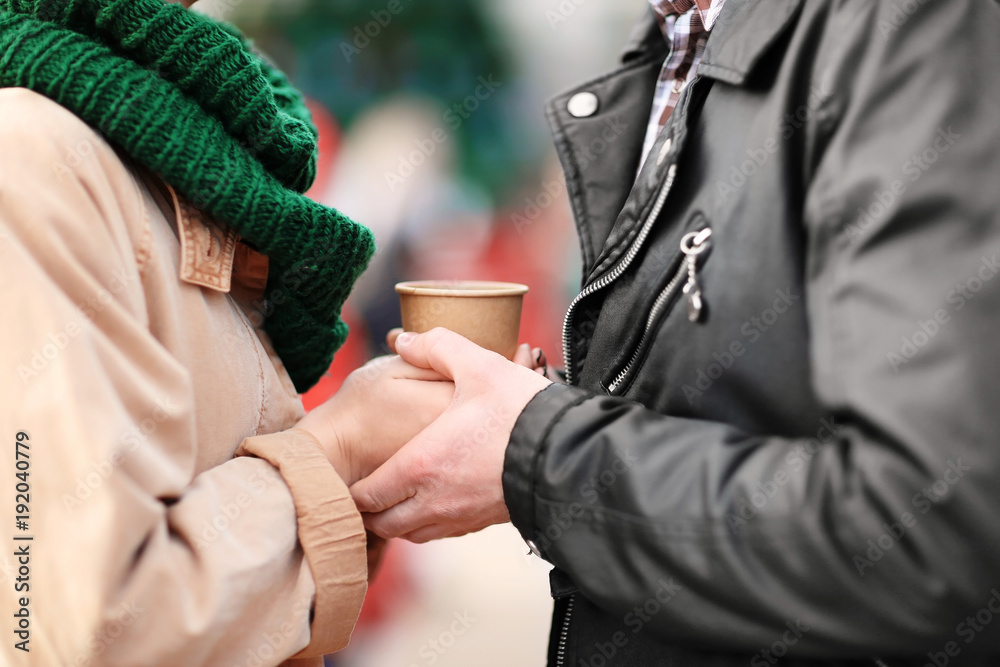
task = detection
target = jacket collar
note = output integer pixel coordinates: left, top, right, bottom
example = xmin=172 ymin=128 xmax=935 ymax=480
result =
xmin=621 ymin=0 xmax=804 ymax=85
xmin=699 ymin=0 xmax=804 ymax=84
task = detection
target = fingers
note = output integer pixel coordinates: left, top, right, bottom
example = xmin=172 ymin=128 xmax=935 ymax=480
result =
xmin=364 ymin=494 xmax=510 ymax=543
xmin=357 ymin=354 xmax=449 ymax=383
xmin=401 ymin=523 xmax=470 ymax=544
xmin=512 ymin=343 xmax=534 ymax=368
xmin=385 ymin=328 xmax=404 ymax=354
xmin=366 ymin=513 xmax=481 ymax=544
xmin=382 ymin=355 xmax=450 ymax=383
xmin=533 ymin=347 xmax=548 ymax=376
xmin=395 ymin=328 xmax=501 ymax=381
xmin=361 ymin=499 xmax=490 ymax=543
xmin=400 ymin=525 xmax=448 ymax=544
xmin=360 ymin=499 xmax=429 ymax=540
xmin=514 ymin=344 xmax=550 ymax=375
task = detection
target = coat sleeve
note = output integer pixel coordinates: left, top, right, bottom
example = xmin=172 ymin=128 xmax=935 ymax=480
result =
xmin=503 ymin=0 xmax=1000 ymax=657
xmin=0 ymin=88 xmax=365 ymax=667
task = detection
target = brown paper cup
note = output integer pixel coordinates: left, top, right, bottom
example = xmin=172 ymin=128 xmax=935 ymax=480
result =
xmin=395 ymin=281 xmax=529 ymax=360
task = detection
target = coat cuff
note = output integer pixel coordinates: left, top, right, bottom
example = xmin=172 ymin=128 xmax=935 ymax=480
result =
xmin=237 ymin=429 xmax=367 ymax=657
xmin=503 ymin=383 xmax=592 ymax=559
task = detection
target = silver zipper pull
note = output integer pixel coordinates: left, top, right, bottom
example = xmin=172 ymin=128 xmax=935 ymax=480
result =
xmin=680 ymin=228 xmax=712 ymax=322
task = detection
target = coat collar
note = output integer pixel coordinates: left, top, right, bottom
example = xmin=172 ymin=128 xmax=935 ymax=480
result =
xmin=621 ymin=0 xmax=804 ymax=85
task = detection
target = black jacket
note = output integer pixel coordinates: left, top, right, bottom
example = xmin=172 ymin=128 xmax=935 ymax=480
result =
xmin=502 ymin=1 xmax=1000 ymax=665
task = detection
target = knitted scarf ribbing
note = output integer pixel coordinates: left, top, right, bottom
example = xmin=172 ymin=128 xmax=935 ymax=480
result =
xmin=0 ymin=0 xmax=375 ymax=392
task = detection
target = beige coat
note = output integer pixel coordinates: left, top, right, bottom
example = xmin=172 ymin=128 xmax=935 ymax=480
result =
xmin=0 ymin=88 xmax=367 ymax=667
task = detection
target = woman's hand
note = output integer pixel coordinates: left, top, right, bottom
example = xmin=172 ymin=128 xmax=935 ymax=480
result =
xmin=512 ymin=342 xmax=561 ymax=380
xmin=296 ymin=355 xmax=454 ymax=486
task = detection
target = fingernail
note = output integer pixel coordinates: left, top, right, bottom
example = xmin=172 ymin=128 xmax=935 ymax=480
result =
xmin=396 ymin=332 xmax=416 ymax=348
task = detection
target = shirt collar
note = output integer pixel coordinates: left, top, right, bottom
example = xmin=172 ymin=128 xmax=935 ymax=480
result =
xmin=648 ymin=0 xmax=726 ymax=30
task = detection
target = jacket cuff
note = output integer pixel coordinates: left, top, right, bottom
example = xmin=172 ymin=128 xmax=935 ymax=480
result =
xmin=503 ymin=383 xmax=592 ymax=558
xmin=236 ymin=429 xmax=367 ymax=657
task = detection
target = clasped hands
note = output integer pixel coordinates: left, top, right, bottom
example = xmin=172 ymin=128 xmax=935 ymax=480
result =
xmin=297 ymin=328 xmax=552 ymax=545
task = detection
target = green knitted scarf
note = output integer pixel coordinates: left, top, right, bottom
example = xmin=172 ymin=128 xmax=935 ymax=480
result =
xmin=0 ymin=0 xmax=375 ymax=392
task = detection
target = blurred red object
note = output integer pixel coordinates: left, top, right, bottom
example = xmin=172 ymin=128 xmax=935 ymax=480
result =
xmin=300 ymin=98 xmax=414 ymax=638
xmin=357 ymin=540 xmax=415 ymax=626
xmin=304 ymin=98 xmax=341 ymax=202
xmin=300 ymin=304 xmax=368 ymax=411
xmin=301 ymin=96 xmax=363 ymax=410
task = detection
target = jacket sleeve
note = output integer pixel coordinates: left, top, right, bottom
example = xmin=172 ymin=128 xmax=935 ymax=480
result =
xmin=0 ymin=89 xmax=365 ymax=667
xmin=503 ymin=0 xmax=1000 ymax=657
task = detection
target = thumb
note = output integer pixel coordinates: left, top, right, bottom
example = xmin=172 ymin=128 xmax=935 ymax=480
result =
xmin=385 ymin=328 xmax=404 ymax=354
xmin=350 ymin=445 xmax=421 ymax=514
xmin=394 ymin=327 xmax=501 ymax=382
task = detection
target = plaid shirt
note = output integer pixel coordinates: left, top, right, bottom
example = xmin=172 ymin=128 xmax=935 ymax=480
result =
xmin=639 ymin=0 xmax=728 ymax=168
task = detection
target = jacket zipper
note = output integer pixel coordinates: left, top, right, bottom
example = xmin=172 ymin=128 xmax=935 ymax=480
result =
xmin=555 ymin=594 xmax=575 ymax=667
xmin=562 ymin=164 xmax=678 ymax=386
xmin=605 ymin=227 xmax=711 ymax=395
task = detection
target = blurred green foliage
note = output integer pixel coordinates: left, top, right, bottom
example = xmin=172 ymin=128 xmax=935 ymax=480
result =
xmin=240 ymin=0 xmax=528 ymax=200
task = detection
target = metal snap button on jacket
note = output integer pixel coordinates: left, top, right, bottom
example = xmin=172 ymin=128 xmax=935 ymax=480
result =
xmin=567 ymin=91 xmax=599 ymax=118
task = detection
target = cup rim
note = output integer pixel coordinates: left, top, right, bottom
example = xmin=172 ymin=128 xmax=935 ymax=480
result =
xmin=395 ymin=280 xmax=529 ymax=297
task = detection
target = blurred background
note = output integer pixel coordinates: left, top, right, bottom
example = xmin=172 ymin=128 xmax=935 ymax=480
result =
xmin=195 ymin=0 xmax=644 ymax=664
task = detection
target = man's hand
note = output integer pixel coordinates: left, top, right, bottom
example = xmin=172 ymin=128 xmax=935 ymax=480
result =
xmin=388 ymin=327 xmax=562 ymax=381
xmin=351 ymin=328 xmax=551 ymax=543
xmin=296 ymin=355 xmax=454 ymax=487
